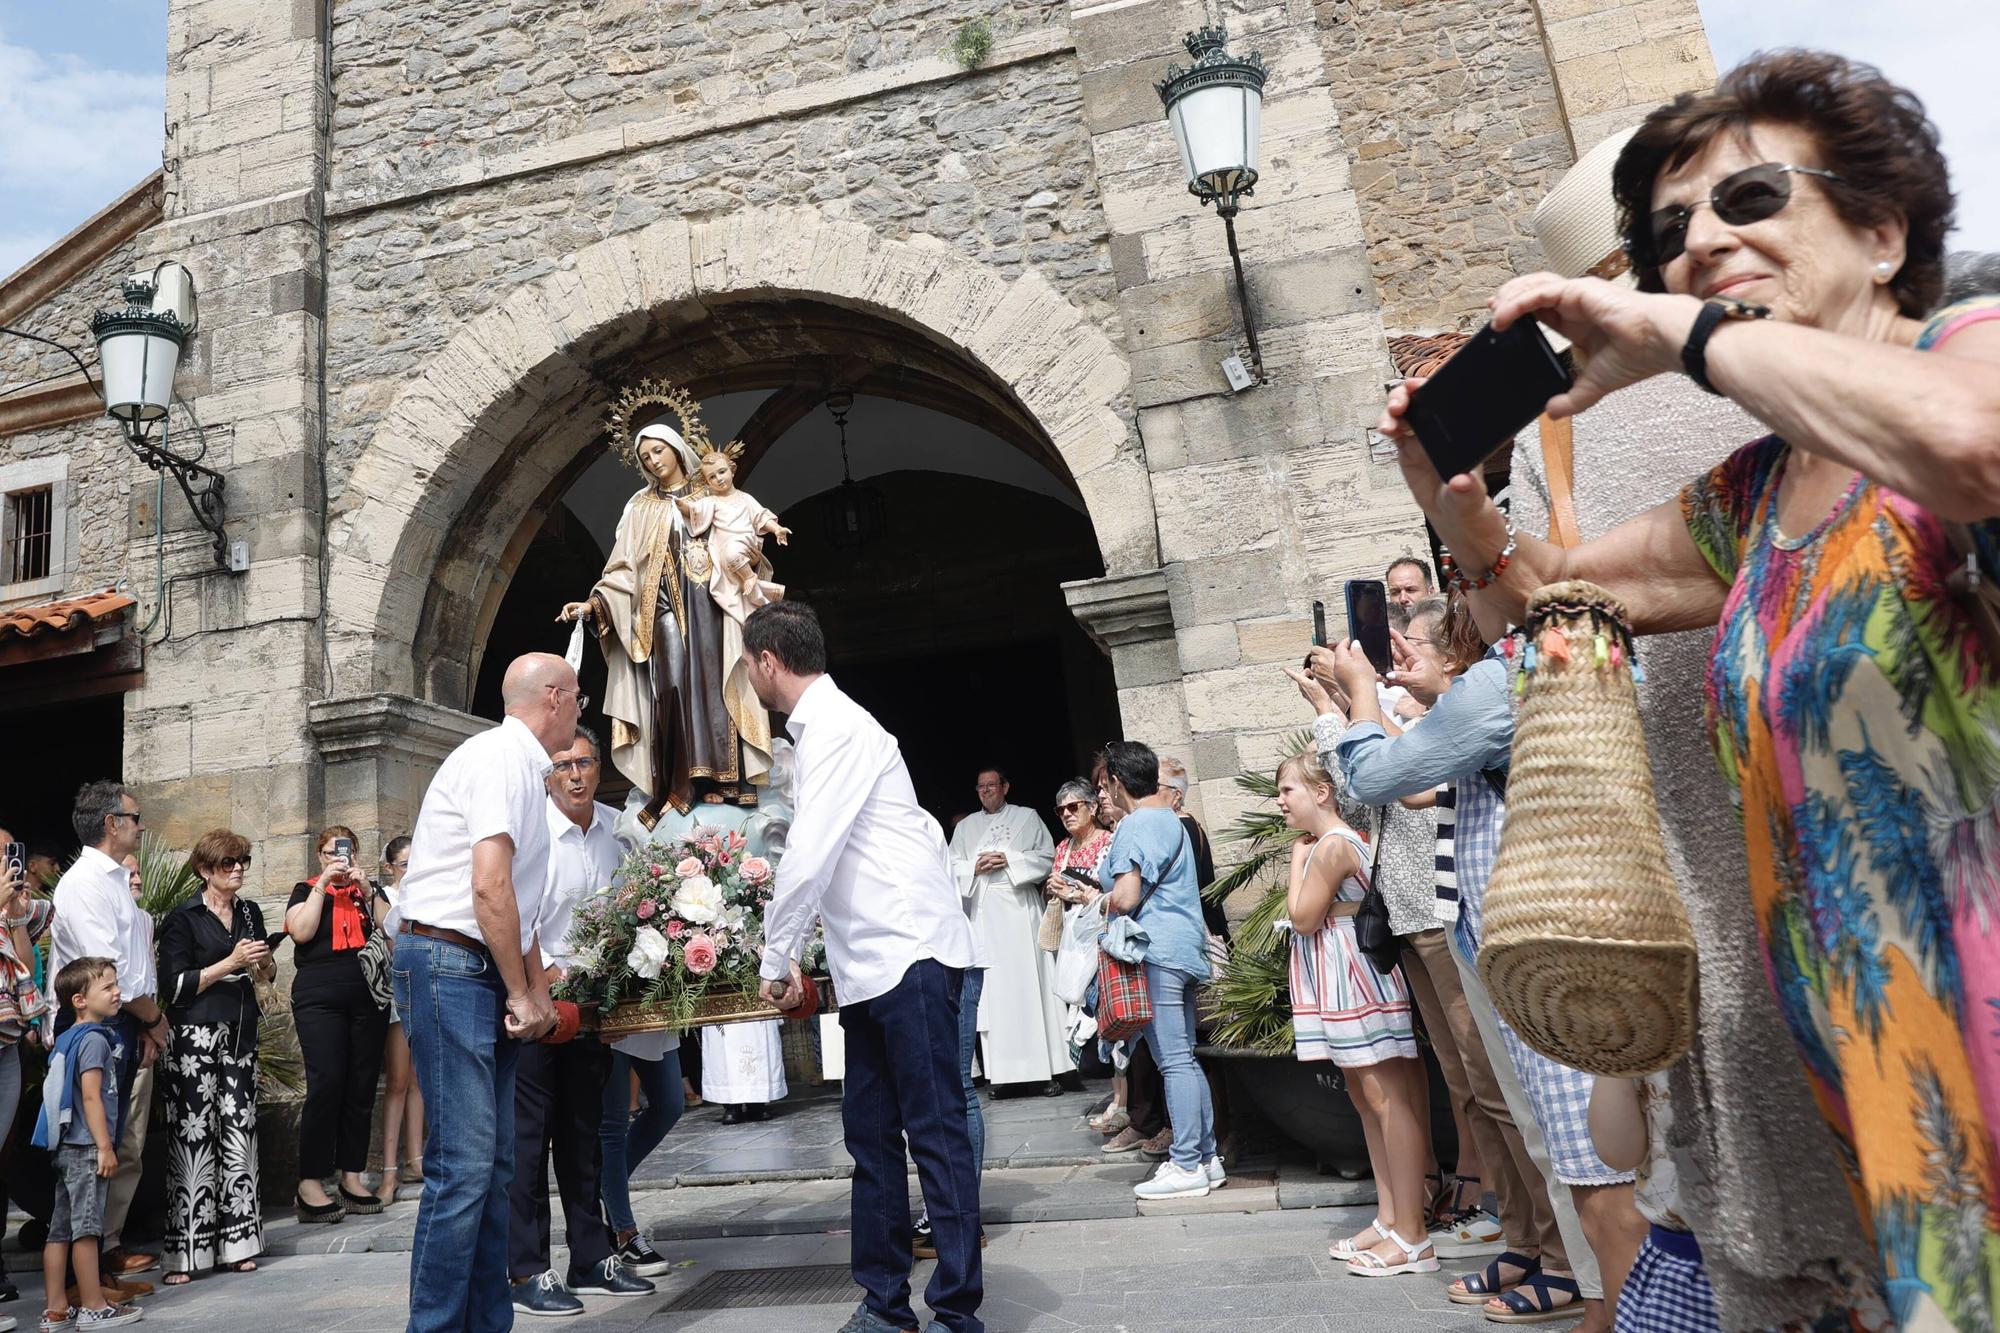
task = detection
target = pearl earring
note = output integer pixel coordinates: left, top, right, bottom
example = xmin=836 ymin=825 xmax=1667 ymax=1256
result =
xmin=1876 ymin=260 xmax=1894 ymax=281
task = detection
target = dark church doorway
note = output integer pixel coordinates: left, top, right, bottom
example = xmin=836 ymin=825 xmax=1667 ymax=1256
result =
xmin=0 ymin=692 xmax=123 ymax=861
xmin=471 ymin=392 xmax=1120 ymax=838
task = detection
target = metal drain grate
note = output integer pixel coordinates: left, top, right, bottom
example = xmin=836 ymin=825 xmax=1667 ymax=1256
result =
xmin=664 ymin=1263 xmax=861 ymax=1311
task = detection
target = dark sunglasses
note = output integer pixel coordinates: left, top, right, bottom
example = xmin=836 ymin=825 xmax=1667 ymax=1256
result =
xmin=218 ymin=857 xmax=252 ymax=871
xmin=1056 ymin=801 xmax=1090 ymax=816
xmin=1630 ymin=162 xmax=1843 ymax=269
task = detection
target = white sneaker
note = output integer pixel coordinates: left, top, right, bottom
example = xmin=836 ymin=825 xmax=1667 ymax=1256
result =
xmin=1203 ymin=1156 xmax=1226 ymax=1188
xmin=1430 ymin=1206 xmax=1506 ymax=1258
xmin=1134 ymin=1161 xmax=1211 ymax=1200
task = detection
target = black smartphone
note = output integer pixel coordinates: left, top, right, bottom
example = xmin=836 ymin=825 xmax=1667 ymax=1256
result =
xmin=1404 ymin=316 xmax=1572 ymax=481
xmin=1305 ymin=599 xmax=1328 ymax=670
xmin=265 ymin=931 xmax=289 ymax=952
xmin=2 ymin=842 xmax=23 ymax=879
xmin=1345 ymin=578 xmax=1393 ymax=675
xmin=1060 ymin=867 xmax=1099 ymax=890
xmin=332 ymin=836 xmax=355 ymax=862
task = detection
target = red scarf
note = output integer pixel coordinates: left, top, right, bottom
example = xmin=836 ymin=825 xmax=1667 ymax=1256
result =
xmin=315 ymin=874 xmax=368 ymax=951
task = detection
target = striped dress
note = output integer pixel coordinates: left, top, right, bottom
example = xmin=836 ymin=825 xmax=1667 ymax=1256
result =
xmin=1289 ymin=828 xmax=1419 ymax=1066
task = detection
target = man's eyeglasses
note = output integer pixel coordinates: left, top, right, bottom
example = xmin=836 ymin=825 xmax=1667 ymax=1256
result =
xmin=218 ymin=856 xmax=252 ymax=872
xmin=1631 ymin=162 xmax=1844 ymax=269
xmin=547 ymin=683 xmax=590 ymax=710
xmin=109 ymin=811 xmax=142 ymax=825
xmin=551 ymin=757 xmax=598 ymax=776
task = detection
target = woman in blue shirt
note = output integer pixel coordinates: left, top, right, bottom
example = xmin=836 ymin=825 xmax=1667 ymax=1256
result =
xmin=1100 ymin=741 xmax=1218 ymax=1200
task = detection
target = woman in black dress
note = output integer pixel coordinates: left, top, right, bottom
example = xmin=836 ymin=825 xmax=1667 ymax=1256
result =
xmin=157 ymin=828 xmax=273 ymax=1283
xmin=285 ymin=824 xmax=389 ymax=1221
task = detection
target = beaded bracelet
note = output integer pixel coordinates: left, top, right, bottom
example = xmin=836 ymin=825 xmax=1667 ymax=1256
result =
xmin=1440 ymin=521 xmax=1518 ymax=593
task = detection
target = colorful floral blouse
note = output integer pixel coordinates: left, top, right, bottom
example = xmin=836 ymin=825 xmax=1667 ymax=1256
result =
xmin=1679 ymin=296 xmax=2000 ymax=1330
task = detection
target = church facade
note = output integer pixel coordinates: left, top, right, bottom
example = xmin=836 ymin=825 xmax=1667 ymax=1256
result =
xmin=0 ymin=0 xmax=1716 ymax=892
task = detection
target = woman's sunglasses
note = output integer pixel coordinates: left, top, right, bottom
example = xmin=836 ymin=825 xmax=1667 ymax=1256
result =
xmin=1630 ymin=162 xmax=1844 ymax=269
xmin=1056 ymin=801 xmax=1091 ymax=816
xmin=218 ymin=857 xmax=252 ymax=871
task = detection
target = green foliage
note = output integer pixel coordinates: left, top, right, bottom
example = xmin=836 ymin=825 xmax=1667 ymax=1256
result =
xmin=255 ymin=982 xmax=307 ymax=1102
xmin=947 ymin=17 xmax=993 ymax=70
xmin=1200 ymin=730 xmax=1314 ymax=1052
xmin=134 ymin=834 xmax=201 ymax=920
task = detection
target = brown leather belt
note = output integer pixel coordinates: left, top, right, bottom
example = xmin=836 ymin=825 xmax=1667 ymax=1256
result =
xmin=401 ymin=921 xmax=489 ymax=956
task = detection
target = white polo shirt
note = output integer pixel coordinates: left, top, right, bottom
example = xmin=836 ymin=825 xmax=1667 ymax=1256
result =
xmin=51 ymin=845 xmax=157 ymax=1004
xmin=398 ymin=715 xmax=556 ymax=955
xmin=540 ymin=796 xmax=622 ymax=971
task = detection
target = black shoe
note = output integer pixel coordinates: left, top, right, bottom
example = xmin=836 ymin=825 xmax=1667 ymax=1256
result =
xmin=615 ymin=1234 xmax=672 ymax=1277
xmin=720 ymin=1104 xmax=744 ymax=1125
xmin=511 ymin=1272 xmax=584 ymax=1318
xmin=911 ymin=1216 xmax=935 ymax=1260
xmin=1039 ymin=1080 xmax=1064 ymax=1097
xmin=294 ymin=1192 xmax=344 ymax=1224
xmin=0 ymin=1275 xmax=17 ymax=1302
xmin=569 ymin=1256 xmax=655 ymax=1298
xmin=337 ymin=1184 xmax=385 ymax=1216
xmin=746 ymin=1103 xmax=771 ymax=1122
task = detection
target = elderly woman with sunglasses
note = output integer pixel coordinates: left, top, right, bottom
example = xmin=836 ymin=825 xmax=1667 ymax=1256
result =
xmin=1380 ymin=50 xmax=2000 ymax=1328
xmin=155 ymin=829 xmax=273 ymax=1284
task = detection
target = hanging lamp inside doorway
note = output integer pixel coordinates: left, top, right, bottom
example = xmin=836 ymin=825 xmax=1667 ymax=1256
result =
xmin=823 ymin=389 xmax=886 ymax=551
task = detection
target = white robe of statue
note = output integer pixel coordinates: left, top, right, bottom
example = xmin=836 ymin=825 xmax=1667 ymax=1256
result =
xmin=949 ymin=804 xmax=1068 ymax=1084
xmin=702 ymin=1020 xmax=787 ymax=1104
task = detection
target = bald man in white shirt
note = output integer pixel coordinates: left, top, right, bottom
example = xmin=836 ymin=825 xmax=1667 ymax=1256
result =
xmin=396 ymin=653 xmax=576 ymax=1333
xmin=746 ymin=602 xmax=982 ymax=1333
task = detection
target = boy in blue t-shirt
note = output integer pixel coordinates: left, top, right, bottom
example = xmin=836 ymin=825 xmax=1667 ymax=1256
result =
xmin=34 ymin=956 xmax=140 ymax=1329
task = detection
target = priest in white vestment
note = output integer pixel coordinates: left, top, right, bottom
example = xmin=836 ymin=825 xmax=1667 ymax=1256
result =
xmin=948 ymin=769 xmax=1069 ymax=1091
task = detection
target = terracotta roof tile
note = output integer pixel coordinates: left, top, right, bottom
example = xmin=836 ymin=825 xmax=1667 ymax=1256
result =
xmin=0 ymin=589 xmax=135 ymax=639
xmin=1386 ymin=331 xmax=1470 ymax=379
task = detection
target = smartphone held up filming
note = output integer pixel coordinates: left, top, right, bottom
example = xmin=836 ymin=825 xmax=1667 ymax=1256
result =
xmin=1404 ymin=316 xmax=1572 ymax=482
xmin=1345 ymin=579 xmax=1393 ymax=675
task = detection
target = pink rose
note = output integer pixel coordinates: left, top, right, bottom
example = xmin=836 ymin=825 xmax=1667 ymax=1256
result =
xmin=718 ymin=851 xmax=733 ymax=866
xmin=636 ymin=900 xmax=656 ymax=920
xmin=649 ymin=864 xmax=664 ymax=877
xmin=684 ymin=933 xmax=718 ymax=975
xmin=740 ymin=856 xmax=773 ymax=885
xmin=666 ymin=919 xmax=686 ymax=938
xmin=674 ymin=856 xmax=704 ymax=878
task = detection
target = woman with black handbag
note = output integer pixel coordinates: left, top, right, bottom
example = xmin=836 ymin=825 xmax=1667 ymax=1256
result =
xmin=1276 ymin=749 xmax=1433 ymax=1279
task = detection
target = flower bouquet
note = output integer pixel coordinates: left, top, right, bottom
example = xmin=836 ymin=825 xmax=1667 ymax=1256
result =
xmin=554 ymin=826 xmax=820 ymax=1033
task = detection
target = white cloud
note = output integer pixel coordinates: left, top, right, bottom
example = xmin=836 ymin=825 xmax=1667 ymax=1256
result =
xmin=0 ymin=33 xmax=164 ymax=280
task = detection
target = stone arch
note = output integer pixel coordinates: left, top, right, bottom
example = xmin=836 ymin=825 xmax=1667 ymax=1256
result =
xmin=324 ymin=208 xmax=1156 ymax=703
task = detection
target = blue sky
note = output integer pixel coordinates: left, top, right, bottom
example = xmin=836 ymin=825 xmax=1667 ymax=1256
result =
xmin=0 ymin=0 xmax=1992 ymax=282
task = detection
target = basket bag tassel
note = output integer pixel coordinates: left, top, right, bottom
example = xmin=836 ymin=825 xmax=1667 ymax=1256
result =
xmin=1476 ymin=579 xmax=1698 ymax=1077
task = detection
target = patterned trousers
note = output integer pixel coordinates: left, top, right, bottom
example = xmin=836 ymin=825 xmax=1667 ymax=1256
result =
xmin=161 ymin=1021 xmax=264 ymax=1272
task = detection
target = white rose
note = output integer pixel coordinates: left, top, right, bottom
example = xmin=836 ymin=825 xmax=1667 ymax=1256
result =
xmin=671 ymin=875 xmax=723 ymax=925
xmin=717 ymin=904 xmax=748 ymax=934
xmin=627 ymin=926 xmax=671 ymax=980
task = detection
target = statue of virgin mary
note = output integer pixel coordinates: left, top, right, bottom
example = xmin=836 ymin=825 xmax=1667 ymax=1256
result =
xmin=558 ymin=382 xmax=773 ymax=822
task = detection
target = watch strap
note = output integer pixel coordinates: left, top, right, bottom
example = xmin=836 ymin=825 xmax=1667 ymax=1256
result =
xmin=1681 ymin=300 xmax=1730 ymax=395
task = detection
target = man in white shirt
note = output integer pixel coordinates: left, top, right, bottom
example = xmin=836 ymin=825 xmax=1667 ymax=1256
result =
xmin=745 ymin=602 xmax=983 ymax=1333
xmin=396 ymin=653 xmax=573 ymax=1333
xmin=948 ymin=770 xmax=1066 ymax=1096
xmin=507 ymin=724 xmax=655 ymax=1317
xmin=49 ymin=780 xmax=165 ymax=1286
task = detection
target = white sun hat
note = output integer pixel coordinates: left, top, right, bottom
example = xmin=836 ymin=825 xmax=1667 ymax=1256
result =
xmin=1533 ymin=124 xmax=1643 ymax=285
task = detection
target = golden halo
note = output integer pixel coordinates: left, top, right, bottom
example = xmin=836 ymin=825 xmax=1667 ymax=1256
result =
xmin=606 ymin=378 xmax=712 ymax=481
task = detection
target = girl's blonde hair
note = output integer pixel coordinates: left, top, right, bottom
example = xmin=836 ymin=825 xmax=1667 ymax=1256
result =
xmin=1276 ymin=748 xmax=1332 ymax=796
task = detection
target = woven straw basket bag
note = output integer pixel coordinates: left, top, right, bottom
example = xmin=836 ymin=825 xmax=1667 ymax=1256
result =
xmin=1476 ymin=579 xmax=1698 ymax=1077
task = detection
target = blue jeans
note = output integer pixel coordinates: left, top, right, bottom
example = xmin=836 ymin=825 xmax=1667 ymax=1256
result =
xmin=840 ymin=959 xmax=983 ymax=1333
xmin=959 ymin=967 xmax=985 ymax=1177
xmin=395 ymin=934 xmax=518 ymax=1333
xmin=1141 ymin=964 xmax=1214 ymax=1171
xmin=598 ymin=1047 xmax=685 ymax=1235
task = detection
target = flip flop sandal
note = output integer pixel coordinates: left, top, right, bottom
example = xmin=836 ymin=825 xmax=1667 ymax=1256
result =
xmin=1450 ymin=1251 xmax=1541 ymax=1305
xmin=1328 ymin=1218 xmax=1389 ymax=1261
xmin=1484 ymin=1271 xmax=1583 ymax=1323
xmin=1345 ymin=1230 xmax=1440 ymax=1279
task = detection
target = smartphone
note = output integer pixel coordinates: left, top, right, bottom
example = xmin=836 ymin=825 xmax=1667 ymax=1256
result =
xmin=332 ymin=837 xmax=355 ymax=862
xmin=265 ymin=931 xmax=289 ymax=952
xmin=1 ymin=842 xmax=22 ymax=879
xmin=1404 ymin=316 xmax=1572 ymax=481
xmin=1346 ymin=578 xmax=1393 ymax=675
xmin=1306 ymin=599 xmax=1328 ymax=670
xmin=1060 ymin=867 xmax=1100 ymax=890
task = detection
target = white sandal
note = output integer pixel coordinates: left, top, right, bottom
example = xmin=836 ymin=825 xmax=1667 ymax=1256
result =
xmin=1328 ymin=1218 xmax=1389 ymax=1261
xmin=1346 ymin=1229 xmax=1440 ymax=1278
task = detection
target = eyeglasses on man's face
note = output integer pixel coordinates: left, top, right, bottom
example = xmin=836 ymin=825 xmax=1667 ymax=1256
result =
xmin=547 ymin=683 xmax=590 ymax=710
xmin=551 ymin=757 xmax=598 ymax=776
xmin=109 ymin=810 xmax=142 ymax=825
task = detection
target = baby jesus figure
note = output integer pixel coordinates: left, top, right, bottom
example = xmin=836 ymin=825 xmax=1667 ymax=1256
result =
xmin=678 ymin=449 xmax=791 ymax=622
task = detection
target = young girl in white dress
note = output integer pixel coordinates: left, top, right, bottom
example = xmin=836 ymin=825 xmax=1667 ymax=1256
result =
xmin=1278 ymin=748 xmax=1435 ymax=1279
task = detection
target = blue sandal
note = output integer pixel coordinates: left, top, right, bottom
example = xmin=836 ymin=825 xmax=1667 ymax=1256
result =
xmin=1449 ymin=1251 xmax=1539 ymax=1305
xmin=1485 ymin=1271 xmax=1583 ymax=1324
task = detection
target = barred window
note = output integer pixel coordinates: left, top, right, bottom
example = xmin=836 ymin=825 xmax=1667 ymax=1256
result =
xmin=5 ymin=487 xmax=52 ymax=583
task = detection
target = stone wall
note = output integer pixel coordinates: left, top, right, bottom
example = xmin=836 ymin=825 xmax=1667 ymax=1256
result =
xmin=320 ymin=36 xmax=1116 ymax=496
xmin=1537 ymin=0 xmax=1715 ymax=155
xmin=1317 ymin=0 xmax=1572 ymax=332
xmin=0 ymin=236 xmax=154 ymax=387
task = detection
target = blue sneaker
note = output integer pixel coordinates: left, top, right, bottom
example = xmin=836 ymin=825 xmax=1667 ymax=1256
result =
xmin=510 ymin=1272 xmax=583 ymax=1319
xmin=836 ymin=1304 xmax=918 ymax=1333
xmin=567 ymin=1255 xmax=654 ymax=1298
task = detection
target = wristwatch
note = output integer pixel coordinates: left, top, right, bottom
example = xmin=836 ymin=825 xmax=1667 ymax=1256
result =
xmin=1681 ymin=296 xmax=1771 ymax=394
